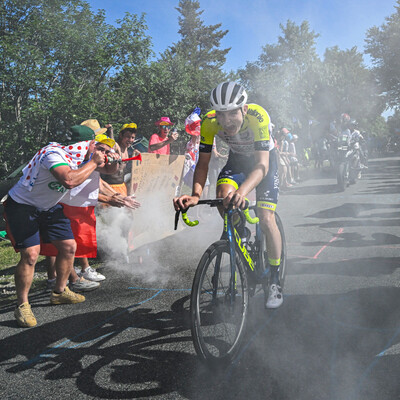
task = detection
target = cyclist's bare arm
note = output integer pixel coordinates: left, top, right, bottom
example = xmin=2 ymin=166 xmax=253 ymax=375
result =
xmin=224 ymin=150 xmax=270 ymax=209
xmin=173 ymin=151 xmax=211 ymax=211
xmin=192 ymin=152 xmax=211 ymax=198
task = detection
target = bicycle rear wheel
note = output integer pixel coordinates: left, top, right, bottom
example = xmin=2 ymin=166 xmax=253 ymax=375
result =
xmin=190 ymin=240 xmax=249 ymax=368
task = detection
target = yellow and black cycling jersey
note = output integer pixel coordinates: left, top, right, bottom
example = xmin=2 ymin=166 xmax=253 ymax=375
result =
xmin=199 ymin=104 xmax=274 ymax=155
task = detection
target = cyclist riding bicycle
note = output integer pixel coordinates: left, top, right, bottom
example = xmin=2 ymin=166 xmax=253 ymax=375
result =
xmin=174 ymin=81 xmax=283 ymax=308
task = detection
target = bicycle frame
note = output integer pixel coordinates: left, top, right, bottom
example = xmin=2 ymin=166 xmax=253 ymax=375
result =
xmin=223 ymin=207 xmax=266 ymax=305
xmin=174 ymin=199 xmax=266 ymax=304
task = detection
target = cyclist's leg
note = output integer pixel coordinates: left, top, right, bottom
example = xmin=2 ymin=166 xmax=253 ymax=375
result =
xmin=257 ymin=208 xmax=282 ymax=278
xmin=216 ymin=181 xmax=237 ymax=217
xmin=256 ymin=149 xmax=283 ymax=308
xmin=215 ymin=155 xmax=246 ymax=218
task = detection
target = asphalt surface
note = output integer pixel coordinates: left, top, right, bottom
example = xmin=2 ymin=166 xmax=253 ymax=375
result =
xmin=0 ymin=155 xmax=399 ymax=400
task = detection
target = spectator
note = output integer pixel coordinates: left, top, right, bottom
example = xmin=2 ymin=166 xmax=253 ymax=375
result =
xmin=101 ymin=122 xmax=139 ymax=197
xmin=148 ymin=117 xmax=178 ymax=154
xmin=3 ymin=125 xmax=117 ymax=327
xmin=183 ymin=110 xmax=201 ymax=187
xmin=41 ymin=127 xmax=139 ymax=284
xmin=279 ymin=128 xmax=295 ymax=185
xmin=183 ymin=116 xmax=210 ymax=196
xmin=275 ymin=130 xmax=292 ymax=189
xmin=46 ymin=255 xmax=99 ymax=291
xmin=288 ymin=134 xmax=300 ymax=182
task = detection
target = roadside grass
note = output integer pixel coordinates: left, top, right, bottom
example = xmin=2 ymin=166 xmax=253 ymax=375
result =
xmin=0 ymin=240 xmax=48 ymax=307
xmin=0 ymin=239 xmax=102 ymax=307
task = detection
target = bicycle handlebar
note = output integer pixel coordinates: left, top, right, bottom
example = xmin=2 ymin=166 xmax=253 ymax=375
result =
xmin=174 ymin=198 xmax=259 ymax=230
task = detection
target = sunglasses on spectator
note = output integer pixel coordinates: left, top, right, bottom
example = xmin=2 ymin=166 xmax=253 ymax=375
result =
xmin=160 ymin=125 xmax=171 ymax=129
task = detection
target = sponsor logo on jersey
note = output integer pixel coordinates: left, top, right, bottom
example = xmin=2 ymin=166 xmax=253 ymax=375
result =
xmin=48 ymin=181 xmax=68 ymax=193
xmin=247 ymin=108 xmax=264 ymax=123
xmin=257 ymin=201 xmax=275 ymax=210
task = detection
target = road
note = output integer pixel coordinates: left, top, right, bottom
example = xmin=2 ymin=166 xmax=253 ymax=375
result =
xmin=0 ymin=156 xmax=399 ymax=400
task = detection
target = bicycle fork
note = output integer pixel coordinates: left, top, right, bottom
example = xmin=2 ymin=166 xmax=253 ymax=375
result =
xmin=226 ymin=211 xmax=238 ymax=307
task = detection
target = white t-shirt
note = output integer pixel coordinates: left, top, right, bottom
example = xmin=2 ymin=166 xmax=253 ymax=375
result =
xmin=9 ymin=152 xmax=70 ymax=211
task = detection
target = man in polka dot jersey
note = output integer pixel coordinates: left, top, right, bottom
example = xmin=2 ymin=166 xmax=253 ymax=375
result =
xmin=3 ymin=124 xmax=119 ymax=327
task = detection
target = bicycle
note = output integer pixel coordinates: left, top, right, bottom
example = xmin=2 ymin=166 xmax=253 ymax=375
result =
xmin=174 ymin=198 xmax=287 ymax=368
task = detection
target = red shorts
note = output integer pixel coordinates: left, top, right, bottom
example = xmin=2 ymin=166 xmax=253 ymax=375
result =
xmin=40 ymin=203 xmax=97 ymax=258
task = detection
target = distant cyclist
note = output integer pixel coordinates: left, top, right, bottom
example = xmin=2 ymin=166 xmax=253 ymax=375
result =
xmin=174 ymin=81 xmax=283 ymax=308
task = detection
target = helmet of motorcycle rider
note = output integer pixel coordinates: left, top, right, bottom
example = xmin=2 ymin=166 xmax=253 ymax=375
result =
xmin=341 ymin=113 xmax=351 ymax=123
xmin=210 ymin=82 xmax=248 ymax=112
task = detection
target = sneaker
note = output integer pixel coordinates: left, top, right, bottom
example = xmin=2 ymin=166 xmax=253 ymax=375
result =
xmin=46 ymin=278 xmax=69 ymax=291
xmin=50 ymin=286 xmax=85 ymax=305
xmin=265 ymin=284 xmax=283 ymax=309
xmin=14 ymin=302 xmax=37 ymax=328
xmin=69 ymin=276 xmax=100 ymax=292
xmin=79 ymin=267 xmax=106 ymax=282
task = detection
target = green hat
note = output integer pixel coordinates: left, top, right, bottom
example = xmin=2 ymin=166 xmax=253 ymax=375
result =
xmin=68 ymin=125 xmax=95 ymax=143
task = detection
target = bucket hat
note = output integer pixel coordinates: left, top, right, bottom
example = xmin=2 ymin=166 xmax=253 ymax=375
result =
xmin=80 ymin=119 xmax=107 ymax=135
xmin=95 ymin=134 xmax=115 ymax=148
xmin=69 ymin=125 xmax=95 ymax=143
xmin=120 ymin=123 xmax=138 ymax=132
xmin=154 ymin=117 xmax=174 ymax=126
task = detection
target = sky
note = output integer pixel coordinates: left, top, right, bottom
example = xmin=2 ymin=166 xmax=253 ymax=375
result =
xmin=85 ymin=0 xmax=398 ymax=71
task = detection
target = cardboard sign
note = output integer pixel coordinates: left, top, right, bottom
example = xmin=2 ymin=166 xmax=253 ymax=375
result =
xmin=128 ymin=154 xmax=185 ymax=251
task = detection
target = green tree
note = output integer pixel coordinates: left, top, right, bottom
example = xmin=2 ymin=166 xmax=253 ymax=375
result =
xmin=239 ymin=20 xmax=321 ymax=131
xmin=111 ymin=0 xmax=231 ymax=152
xmin=0 ymin=0 xmax=151 ymax=174
xmin=313 ymin=46 xmax=383 ymax=127
xmin=365 ymin=1 xmax=400 ymax=110
xmin=387 ymin=110 xmax=400 ymax=136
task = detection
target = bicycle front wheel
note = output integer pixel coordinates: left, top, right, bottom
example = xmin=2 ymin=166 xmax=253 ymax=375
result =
xmin=190 ymin=240 xmax=249 ymax=368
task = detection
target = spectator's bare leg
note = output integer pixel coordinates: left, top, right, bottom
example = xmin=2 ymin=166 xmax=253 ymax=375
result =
xmin=78 ymin=257 xmax=90 ymax=273
xmin=15 ymin=246 xmax=40 ymax=305
xmin=46 ymin=256 xmax=56 ymax=280
xmin=51 ymin=239 xmax=76 ymax=293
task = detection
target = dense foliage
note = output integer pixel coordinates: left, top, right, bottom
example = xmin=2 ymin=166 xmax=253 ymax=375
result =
xmin=0 ymin=0 xmax=398 ymax=175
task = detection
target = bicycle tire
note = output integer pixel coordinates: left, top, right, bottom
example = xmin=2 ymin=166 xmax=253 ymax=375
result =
xmin=190 ymin=240 xmax=249 ymax=368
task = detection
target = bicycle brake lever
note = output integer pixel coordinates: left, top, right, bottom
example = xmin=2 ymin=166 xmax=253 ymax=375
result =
xmin=174 ymin=210 xmax=180 ymax=230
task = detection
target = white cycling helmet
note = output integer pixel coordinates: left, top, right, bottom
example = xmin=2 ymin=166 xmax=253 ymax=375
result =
xmin=210 ymin=82 xmax=248 ymax=111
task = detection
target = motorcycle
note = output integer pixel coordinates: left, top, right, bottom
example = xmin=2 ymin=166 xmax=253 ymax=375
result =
xmin=334 ymin=133 xmax=362 ymax=191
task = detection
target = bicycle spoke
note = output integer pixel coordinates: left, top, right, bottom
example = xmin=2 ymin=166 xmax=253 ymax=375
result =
xmin=191 ymin=241 xmax=248 ymax=365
